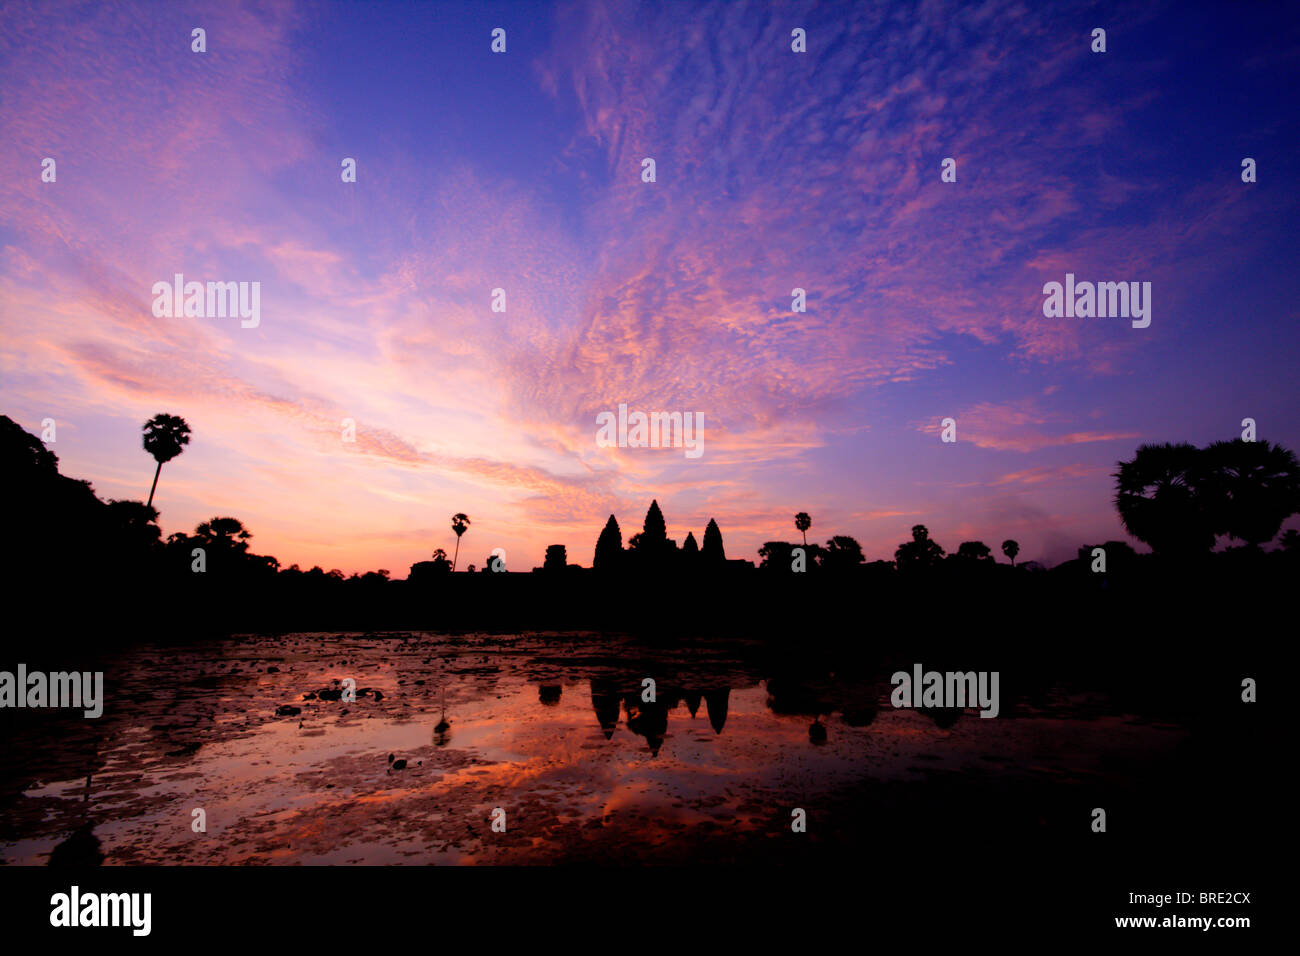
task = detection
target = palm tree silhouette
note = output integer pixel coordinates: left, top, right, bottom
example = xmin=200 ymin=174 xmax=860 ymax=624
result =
xmin=141 ymin=413 xmax=191 ymax=510
xmin=794 ymin=512 xmax=811 ymax=546
xmin=1115 ymin=443 xmax=1214 ymax=555
xmin=195 ymin=516 xmax=252 ymax=552
xmin=895 ymin=524 xmax=945 ymax=571
xmin=1001 ymin=539 xmax=1019 ymax=566
xmin=1205 ymin=439 xmax=1300 ymax=547
xmin=823 ymin=534 xmax=865 ymax=570
xmin=450 ymin=513 xmax=470 ymax=572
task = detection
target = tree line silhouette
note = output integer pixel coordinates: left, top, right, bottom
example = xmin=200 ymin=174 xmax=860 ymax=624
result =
xmin=4 ymin=411 xmax=1298 ymax=635
xmin=1116 ymin=440 xmax=1300 ymax=554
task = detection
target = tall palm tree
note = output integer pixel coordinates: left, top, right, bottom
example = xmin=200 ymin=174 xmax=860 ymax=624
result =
xmin=794 ymin=512 xmax=811 ymax=547
xmin=450 ymin=513 xmax=470 ymax=572
xmin=1001 ymin=539 xmax=1019 ymax=566
xmin=1204 ymin=439 xmax=1300 ymax=548
xmin=142 ymin=414 xmax=191 ymax=510
xmin=1114 ymin=442 xmax=1214 ymax=555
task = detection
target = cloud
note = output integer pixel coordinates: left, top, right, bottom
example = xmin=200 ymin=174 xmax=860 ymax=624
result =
xmin=916 ymin=399 xmax=1140 ymax=452
xmin=989 ymin=463 xmax=1111 ymax=486
xmin=2 ymin=0 xmax=1293 ymax=571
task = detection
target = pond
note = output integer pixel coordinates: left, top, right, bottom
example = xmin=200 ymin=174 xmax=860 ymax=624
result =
xmin=0 ymin=632 xmax=1183 ymax=865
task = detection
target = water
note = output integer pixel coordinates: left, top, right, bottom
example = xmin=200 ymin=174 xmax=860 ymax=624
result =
xmin=0 ymin=632 xmax=1184 ymax=865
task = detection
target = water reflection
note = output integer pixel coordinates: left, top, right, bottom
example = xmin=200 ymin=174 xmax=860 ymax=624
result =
xmin=433 ymin=685 xmax=451 ymax=745
xmin=0 ymin=633 xmax=1189 ymax=866
xmin=576 ymin=670 xmax=982 ymax=755
xmin=809 ymin=719 xmax=827 ymax=744
xmin=47 ymin=773 xmax=102 ymax=866
xmin=588 ymin=679 xmax=732 ymax=755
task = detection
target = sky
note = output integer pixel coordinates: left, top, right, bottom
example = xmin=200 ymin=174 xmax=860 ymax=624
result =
xmin=2 ymin=0 xmax=1298 ymax=574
